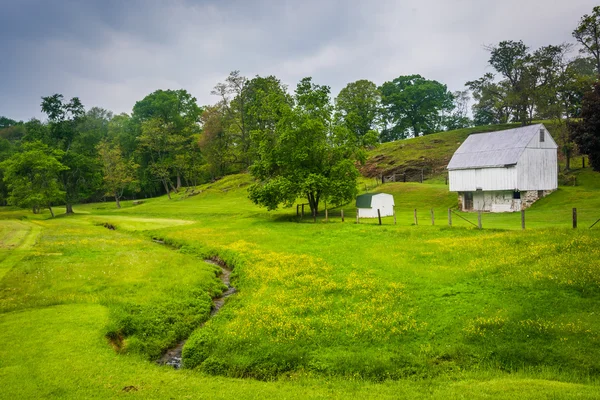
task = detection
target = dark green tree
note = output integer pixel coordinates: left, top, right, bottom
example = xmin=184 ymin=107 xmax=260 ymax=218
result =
xmin=41 ymin=94 xmax=101 ymax=214
xmin=379 ymin=75 xmax=454 ymax=141
xmin=0 ymin=141 xmax=67 ymax=217
xmin=248 ymin=77 xmax=360 ymax=214
xmin=569 ymin=82 xmax=600 ymax=171
xmin=334 ymin=79 xmax=380 ymax=146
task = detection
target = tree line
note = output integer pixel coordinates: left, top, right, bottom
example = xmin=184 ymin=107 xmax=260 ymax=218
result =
xmin=1 ymin=6 xmax=600 ymax=215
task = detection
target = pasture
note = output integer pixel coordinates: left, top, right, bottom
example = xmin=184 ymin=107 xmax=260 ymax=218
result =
xmin=1 ymin=172 xmax=600 ymax=398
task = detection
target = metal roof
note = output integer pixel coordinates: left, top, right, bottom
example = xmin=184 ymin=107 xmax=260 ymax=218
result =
xmin=447 ymin=124 xmax=549 ymax=170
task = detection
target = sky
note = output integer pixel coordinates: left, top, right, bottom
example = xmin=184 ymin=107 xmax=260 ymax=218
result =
xmin=0 ymin=0 xmax=595 ymax=121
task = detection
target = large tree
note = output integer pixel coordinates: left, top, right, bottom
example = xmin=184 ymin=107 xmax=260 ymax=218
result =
xmin=573 ymin=6 xmax=600 ymax=75
xmin=41 ymin=94 xmax=101 ymax=214
xmin=569 ymin=82 xmax=600 ymax=171
xmin=379 ymin=75 xmax=453 ymax=141
xmin=97 ymin=140 xmax=139 ymax=208
xmin=248 ymin=77 xmax=360 ymax=214
xmin=132 ymin=89 xmax=202 ymax=193
xmin=334 ymin=80 xmax=380 ymax=147
xmin=0 ymin=141 xmax=67 ymax=217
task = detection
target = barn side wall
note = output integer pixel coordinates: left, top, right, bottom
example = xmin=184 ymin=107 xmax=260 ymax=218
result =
xmin=449 ymin=167 xmax=517 ymax=192
xmin=517 ymin=148 xmax=558 ymax=190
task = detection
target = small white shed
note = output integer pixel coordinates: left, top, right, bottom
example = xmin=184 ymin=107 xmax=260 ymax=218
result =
xmin=356 ymin=193 xmax=395 ymax=218
xmin=447 ymin=124 xmax=558 ymax=212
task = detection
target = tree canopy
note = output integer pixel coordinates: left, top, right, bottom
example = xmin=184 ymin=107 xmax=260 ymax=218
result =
xmin=379 ymin=75 xmax=454 ymax=140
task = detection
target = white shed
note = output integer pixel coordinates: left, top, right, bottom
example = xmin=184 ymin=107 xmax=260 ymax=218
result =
xmin=447 ymin=124 xmax=557 ymax=212
xmin=356 ymin=193 xmax=395 ymax=218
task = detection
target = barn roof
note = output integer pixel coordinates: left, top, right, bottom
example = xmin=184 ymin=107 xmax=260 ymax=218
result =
xmin=447 ymin=124 xmax=549 ymax=170
xmin=355 ymin=193 xmax=393 ymax=208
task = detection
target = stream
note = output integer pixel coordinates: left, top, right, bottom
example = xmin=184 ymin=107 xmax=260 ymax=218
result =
xmin=157 ymin=258 xmax=236 ymax=369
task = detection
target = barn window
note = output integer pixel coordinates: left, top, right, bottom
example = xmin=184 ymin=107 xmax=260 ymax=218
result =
xmin=539 ymin=128 xmax=545 ymax=142
xmin=513 ymin=191 xmax=521 ymax=199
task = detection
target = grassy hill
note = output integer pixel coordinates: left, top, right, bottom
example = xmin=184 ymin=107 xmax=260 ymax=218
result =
xmin=2 ymin=170 xmax=600 ymax=398
xmin=361 ymin=122 xmax=570 ymax=182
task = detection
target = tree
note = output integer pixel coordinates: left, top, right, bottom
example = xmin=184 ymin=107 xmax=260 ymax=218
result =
xmin=569 ymin=82 xmax=600 ymax=171
xmin=248 ymin=77 xmax=360 ymax=215
xmin=573 ymin=6 xmax=600 ymax=75
xmin=138 ymin=118 xmax=181 ymax=199
xmin=379 ymin=75 xmax=454 ymax=141
xmin=199 ymin=103 xmax=236 ymax=179
xmin=211 ymin=71 xmax=252 ymax=168
xmin=97 ymin=140 xmax=139 ymax=208
xmin=0 ymin=117 xmax=18 ymax=129
xmin=41 ymin=94 xmax=100 ymax=214
xmin=466 ymin=73 xmax=511 ymax=125
xmin=334 ymin=80 xmax=380 ymax=147
xmin=0 ymin=141 xmax=67 ymax=217
xmin=443 ymin=90 xmax=472 ymax=130
xmin=132 ymin=89 xmax=202 ymax=193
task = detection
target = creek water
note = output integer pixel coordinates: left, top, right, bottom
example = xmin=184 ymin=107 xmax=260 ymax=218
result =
xmin=157 ymin=259 xmax=236 ymax=369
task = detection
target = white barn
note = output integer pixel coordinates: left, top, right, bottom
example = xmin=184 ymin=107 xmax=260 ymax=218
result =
xmin=356 ymin=193 xmax=395 ymax=218
xmin=447 ymin=124 xmax=558 ymax=212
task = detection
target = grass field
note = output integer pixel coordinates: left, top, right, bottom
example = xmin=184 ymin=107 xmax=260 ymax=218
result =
xmin=2 ymin=166 xmax=600 ymax=398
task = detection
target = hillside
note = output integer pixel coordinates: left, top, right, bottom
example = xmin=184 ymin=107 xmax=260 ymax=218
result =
xmin=361 ymin=122 xmax=566 ymax=181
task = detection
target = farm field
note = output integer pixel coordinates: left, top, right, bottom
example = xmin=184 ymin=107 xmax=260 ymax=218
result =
xmin=1 ymin=172 xmax=600 ymax=398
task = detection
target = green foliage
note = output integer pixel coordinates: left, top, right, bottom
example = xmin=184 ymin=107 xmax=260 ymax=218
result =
xmin=248 ymin=77 xmax=360 ymax=213
xmin=379 ymin=75 xmax=454 ymax=140
xmin=334 ymin=79 xmax=381 ymax=147
xmin=573 ymin=5 xmax=600 ymax=74
xmin=0 ymin=141 xmax=67 ymax=216
xmin=569 ymin=82 xmax=600 ymax=171
xmin=97 ymin=140 xmax=139 ymax=208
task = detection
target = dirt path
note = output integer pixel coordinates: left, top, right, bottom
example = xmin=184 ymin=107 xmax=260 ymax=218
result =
xmin=0 ymin=222 xmax=42 ymax=281
xmin=158 ymin=259 xmax=236 ymax=369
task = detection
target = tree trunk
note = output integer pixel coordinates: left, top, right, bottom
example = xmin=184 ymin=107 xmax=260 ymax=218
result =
xmin=177 ymin=173 xmax=182 ymax=190
xmin=48 ymin=205 xmax=55 ymax=218
xmin=65 ymin=203 xmax=74 ymax=214
xmin=162 ymin=179 xmax=172 ymax=200
xmin=115 ymin=194 xmax=121 ymax=209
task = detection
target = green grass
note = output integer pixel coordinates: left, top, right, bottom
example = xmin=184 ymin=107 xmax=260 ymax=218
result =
xmin=362 ymin=121 xmax=569 ymax=182
xmin=2 ymin=167 xmax=600 ymax=397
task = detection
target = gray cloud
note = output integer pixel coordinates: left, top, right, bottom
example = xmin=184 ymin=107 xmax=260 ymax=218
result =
xmin=0 ymin=0 xmax=594 ymax=121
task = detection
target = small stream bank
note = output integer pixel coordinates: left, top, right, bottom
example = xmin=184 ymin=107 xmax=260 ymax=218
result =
xmin=157 ymin=257 xmax=236 ymax=369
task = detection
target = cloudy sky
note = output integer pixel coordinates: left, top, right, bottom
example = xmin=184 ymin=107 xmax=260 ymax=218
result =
xmin=0 ymin=0 xmax=594 ymax=121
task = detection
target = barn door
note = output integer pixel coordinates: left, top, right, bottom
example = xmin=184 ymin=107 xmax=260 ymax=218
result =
xmin=464 ymin=192 xmax=473 ymax=211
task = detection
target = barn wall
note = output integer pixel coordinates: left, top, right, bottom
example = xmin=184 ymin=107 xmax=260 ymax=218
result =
xmin=517 ymin=148 xmax=558 ymax=190
xmin=357 ymin=195 xmax=395 ymax=218
xmin=470 ymin=190 xmax=521 ymax=212
xmin=449 ymin=167 xmax=517 ymax=192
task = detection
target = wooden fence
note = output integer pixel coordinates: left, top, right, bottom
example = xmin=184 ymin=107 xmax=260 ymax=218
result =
xmin=295 ymin=205 xmax=600 ymax=230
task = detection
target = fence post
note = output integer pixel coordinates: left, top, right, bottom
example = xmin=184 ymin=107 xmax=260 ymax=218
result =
xmin=431 ymin=208 xmax=435 ymax=225
xmin=573 ymin=208 xmax=577 ymax=229
xmin=377 ymin=209 xmax=382 ymax=225
xmin=394 ymin=209 xmax=397 ymax=225
xmin=478 ymin=211 xmax=482 ymax=229
xmin=521 ymin=209 xmax=525 ymax=230
xmin=414 ymin=209 xmax=418 ymax=225
xmin=448 ymin=208 xmax=452 ymax=226
xmin=341 ymin=209 xmax=344 ymax=222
